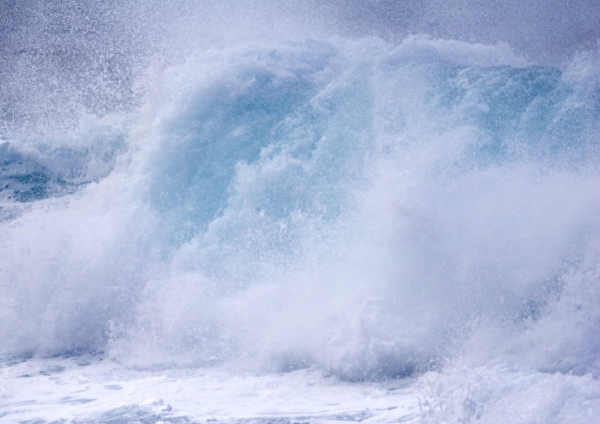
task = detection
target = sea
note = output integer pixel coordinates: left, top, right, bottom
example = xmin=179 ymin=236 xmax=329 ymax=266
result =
xmin=1 ymin=2 xmax=600 ymax=423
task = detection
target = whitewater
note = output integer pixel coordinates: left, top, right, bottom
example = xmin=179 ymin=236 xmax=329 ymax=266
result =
xmin=1 ymin=2 xmax=600 ymax=423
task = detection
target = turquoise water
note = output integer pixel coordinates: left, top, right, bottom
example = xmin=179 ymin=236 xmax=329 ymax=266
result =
xmin=1 ymin=3 xmax=600 ymax=421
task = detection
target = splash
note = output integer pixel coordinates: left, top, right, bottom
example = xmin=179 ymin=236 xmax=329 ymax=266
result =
xmin=1 ymin=36 xmax=599 ymax=384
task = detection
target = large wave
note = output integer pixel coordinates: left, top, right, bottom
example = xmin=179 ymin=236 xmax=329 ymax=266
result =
xmin=1 ymin=35 xmax=599 ymax=382
xmin=0 ymin=37 xmax=600 ymax=379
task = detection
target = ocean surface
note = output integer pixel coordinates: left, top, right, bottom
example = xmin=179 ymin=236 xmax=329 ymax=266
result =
xmin=1 ymin=2 xmax=600 ymax=423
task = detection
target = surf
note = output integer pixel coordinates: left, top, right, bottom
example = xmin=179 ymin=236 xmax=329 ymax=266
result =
xmin=1 ymin=1 xmax=600 ymax=422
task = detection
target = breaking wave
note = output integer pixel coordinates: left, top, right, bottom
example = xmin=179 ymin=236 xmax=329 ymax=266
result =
xmin=1 ymin=35 xmax=600 ymax=382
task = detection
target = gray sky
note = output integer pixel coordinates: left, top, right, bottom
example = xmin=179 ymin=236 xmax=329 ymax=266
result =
xmin=330 ymin=0 xmax=600 ymax=65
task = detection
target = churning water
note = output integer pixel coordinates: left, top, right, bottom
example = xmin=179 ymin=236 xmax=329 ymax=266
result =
xmin=1 ymin=2 xmax=600 ymax=422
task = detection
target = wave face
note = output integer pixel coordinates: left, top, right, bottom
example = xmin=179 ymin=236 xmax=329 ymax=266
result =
xmin=1 ymin=36 xmax=600 ymax=382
